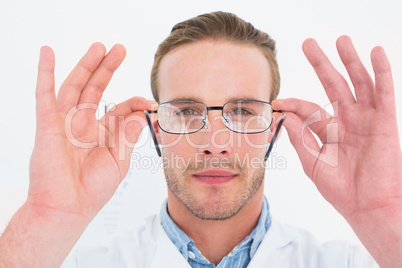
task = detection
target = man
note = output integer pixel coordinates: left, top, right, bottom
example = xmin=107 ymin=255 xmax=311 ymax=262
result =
xmin=0 ymin=11 xmax=401 ymax=267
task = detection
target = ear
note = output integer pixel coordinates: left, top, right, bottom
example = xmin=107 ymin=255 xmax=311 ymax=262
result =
xmin=268 ymin=115 xmax=283 ymax=144
xmin=153 ymin=120 xmax=162 ymax=144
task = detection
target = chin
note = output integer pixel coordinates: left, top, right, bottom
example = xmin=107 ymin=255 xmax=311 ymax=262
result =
xmin=184 ymin=191 xmax=247 ymax=221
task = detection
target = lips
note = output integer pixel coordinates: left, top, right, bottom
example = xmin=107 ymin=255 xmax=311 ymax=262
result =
xmin=192 ymin=170 xmax=238 ymax=185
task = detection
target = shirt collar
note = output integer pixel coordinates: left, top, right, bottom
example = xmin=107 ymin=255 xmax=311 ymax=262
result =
xmin=249 ymin=195 xmax=271 ymax=258
xmin=159 ymin=201 xmax=192 ymax=260
xmin=160 ymin=196 xmax=271 ymax=262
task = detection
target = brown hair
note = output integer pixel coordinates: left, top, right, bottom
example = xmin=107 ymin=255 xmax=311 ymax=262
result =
xmin=151 ymin=11 xmax=280 ymax=103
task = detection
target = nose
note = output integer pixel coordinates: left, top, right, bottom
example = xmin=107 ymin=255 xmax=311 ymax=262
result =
xmin=196 ymin=111 xmax=233 ymax=157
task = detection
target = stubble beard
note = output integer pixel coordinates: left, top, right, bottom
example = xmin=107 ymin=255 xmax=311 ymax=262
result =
xmin=164 ymin=160 xmax=265 ymax=221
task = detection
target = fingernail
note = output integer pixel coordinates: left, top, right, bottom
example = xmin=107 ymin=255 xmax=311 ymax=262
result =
xmin=149 ymin=101 xmax=159 ymax=109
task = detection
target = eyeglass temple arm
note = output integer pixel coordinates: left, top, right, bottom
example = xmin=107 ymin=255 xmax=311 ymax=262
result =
xmin=144 ymin=111 xmax=162 ymax=157
xmin=264 ymin=113 xmax=286 ymax=162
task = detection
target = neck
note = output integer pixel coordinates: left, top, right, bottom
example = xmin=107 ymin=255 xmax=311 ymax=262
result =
xmin=167 ymin=184 xmax=264 ymax=265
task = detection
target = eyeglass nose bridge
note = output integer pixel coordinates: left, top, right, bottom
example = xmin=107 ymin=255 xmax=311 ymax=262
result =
xmin=203 ymin=106 xmax=225 ymax=130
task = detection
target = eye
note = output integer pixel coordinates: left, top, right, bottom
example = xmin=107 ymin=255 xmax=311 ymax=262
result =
xmin=176 ymin=107 xmax=202 ymax=116
xmin=181 ymin=108 xmax=196 ymax=115
xmin=230 ymin=108 xmax=250 ymax=116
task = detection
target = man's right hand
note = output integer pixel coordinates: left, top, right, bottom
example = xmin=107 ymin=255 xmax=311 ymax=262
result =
xmin=0 ymin=43 xmax=155 ymax=267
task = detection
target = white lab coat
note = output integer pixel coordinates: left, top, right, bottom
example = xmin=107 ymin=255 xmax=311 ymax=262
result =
xmin=62 ymin=214 xmax=378 ymax=267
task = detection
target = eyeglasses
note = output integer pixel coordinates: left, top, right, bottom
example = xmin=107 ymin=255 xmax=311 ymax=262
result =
xmin=146 ymin=100 xmax=277 ymax=134
xmin=144 ymin=99 xmax=286 ymax=161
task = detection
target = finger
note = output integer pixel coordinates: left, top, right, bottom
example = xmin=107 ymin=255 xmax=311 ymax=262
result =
xmin=100 ymin=97 xmax=157 ymax=135
xmin=78 ymin=44 xmax=127 ymax=108
xmin=273 ymin=98 xmax=332 ymax=143
xmin=303 ymin=38 xmax=355 ymax=106
xmin=336 ymin=35 xmax=375 ymax=106
xmin=371 ymin=46 xmax=395 ymax=115
xmin=36 ymin=46 xmax=57 ymax=133
xmin=56 ymin=42 xmax=106 ymax=114
xmin=282 ymin=112 xmax=321 ymax=179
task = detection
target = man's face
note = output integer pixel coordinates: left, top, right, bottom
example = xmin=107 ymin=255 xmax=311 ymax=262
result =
xmin=156 ymin=40 xmax=273 ymax=220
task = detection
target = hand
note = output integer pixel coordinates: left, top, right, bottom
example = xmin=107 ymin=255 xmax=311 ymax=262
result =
xmin=0 ymin=43 xmax=156 ymax=267
xmin=273 ymin=36 xmax=402 ymax=266
xmin=28 ymin=43 xmax=155 ymax=222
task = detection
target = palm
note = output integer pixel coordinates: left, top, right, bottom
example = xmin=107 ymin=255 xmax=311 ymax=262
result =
xmin=316 ymin=102 xmax=400 ymax=214
xmin=28 ymin=44 xmax=152 ymax=219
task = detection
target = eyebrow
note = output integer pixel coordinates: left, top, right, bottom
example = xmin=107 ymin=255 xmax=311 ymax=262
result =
xmin=167 ymin=96 xmax=264 ymax=104
xmin=168 ymin=96 xmax=204 ymax=102
xmin=225 ymin=96 xmax=263 ymax=103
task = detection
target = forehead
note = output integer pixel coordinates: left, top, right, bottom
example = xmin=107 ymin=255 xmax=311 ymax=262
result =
xmin=157 ymin=40 xmax=272 ymax=104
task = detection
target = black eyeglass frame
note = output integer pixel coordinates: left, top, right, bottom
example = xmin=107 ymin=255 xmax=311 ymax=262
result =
xmin=144 ymin=99 xmax=286 ymax=161
xmin=147 ymin=100 xmax=279 ymax=135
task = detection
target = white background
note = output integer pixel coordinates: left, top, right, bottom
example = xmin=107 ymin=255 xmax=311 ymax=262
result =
xmin=1 ymin=0 xmax=401 ymax=250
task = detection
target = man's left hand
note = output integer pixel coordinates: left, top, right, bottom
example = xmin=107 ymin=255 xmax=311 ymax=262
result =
xmin=273 ymin=36 xmax=402 ymax=267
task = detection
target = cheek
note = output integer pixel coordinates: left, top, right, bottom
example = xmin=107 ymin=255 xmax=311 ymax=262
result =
xmin=237 ymin=133 xmax=269 ymax=154
xmin=160 ymin=133 xmax=196 ymax=154
xmin=160 ymin=134 xmax=194 ymax=171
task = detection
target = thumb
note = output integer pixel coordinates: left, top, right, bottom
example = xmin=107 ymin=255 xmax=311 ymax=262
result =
xmin=123 ymin=113 xmax=148 ymax=145
xmin=282 ymin=112 xmax=321 ymax=179
xmin=115 ymin=112 xmax=148 ymax=164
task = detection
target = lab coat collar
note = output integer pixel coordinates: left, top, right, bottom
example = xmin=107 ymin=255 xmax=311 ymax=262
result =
xmin=144 ymin=215 xmax=295 ymax=268
xmin=248 ymin=218 xmax=295 ymax=267
xmin=145 ymin=214 xmax=191 ymax=268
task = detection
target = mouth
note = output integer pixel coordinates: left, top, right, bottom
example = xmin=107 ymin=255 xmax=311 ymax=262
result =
xmin=192 ymin=170 xmax=238 ymax=185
